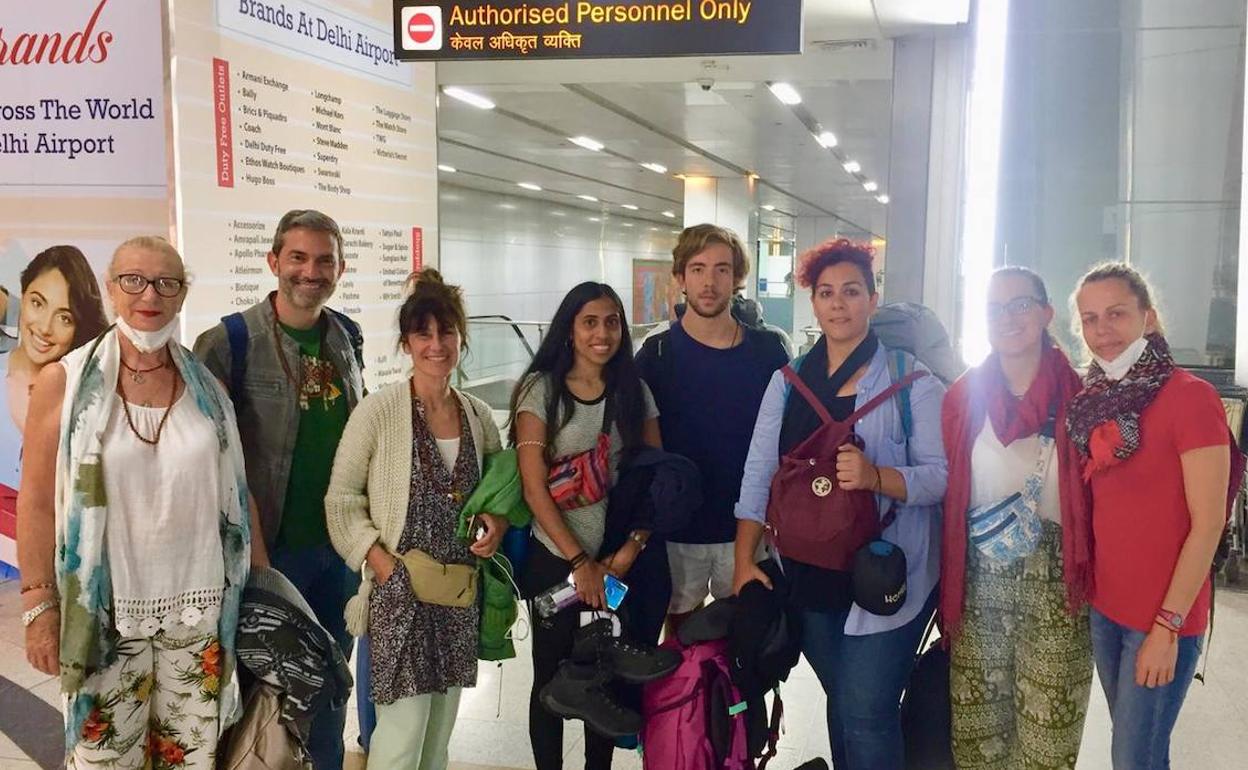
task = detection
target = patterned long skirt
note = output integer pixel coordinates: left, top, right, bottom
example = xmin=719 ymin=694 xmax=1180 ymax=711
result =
xmin=951 ymin=521 xmax=1093 ymax=770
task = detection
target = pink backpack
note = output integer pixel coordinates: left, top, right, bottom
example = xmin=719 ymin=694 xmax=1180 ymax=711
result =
xmin=641 ymin=637 xmax=750 ymax=770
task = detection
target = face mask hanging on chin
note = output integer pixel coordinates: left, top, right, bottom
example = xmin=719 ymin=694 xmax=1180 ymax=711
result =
xmin=1093 ymin=335 xmax=1148 ymax=381
xmin=115 ymin=315 xmax=179 ymax=354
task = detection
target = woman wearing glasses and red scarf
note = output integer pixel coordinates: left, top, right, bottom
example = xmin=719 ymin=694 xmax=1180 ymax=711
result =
xmin=941 ymin=267 xmax=1093 ymax=769
xmin=1068 ymin=262 xmax=1236 ymax=769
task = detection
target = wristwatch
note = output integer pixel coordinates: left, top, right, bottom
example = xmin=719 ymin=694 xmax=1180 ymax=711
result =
xmin=1157 ymin=609 xmax=1184 ymax=630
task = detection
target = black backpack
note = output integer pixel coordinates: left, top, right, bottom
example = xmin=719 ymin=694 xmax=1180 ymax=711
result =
xmin=901 ymin=615 xmax=953 ymax=770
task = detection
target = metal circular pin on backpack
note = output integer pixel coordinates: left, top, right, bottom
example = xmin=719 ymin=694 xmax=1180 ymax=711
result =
xmin=811 ymin=476 xmax=832 ymax=497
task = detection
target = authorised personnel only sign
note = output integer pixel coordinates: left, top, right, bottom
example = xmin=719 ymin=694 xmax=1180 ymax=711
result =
xmin=392 ymin=0 xmax=803 ymax=60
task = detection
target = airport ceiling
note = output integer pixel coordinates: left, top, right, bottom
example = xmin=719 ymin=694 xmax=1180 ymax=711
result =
xmin=433 ymin=0 xmax=970 ymax=238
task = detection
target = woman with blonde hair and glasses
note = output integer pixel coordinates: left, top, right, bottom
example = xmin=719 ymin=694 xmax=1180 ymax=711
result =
xmin=17 ymin=236 xmax=265 ymax=768
xmin=942 ymin=266 xmax=1093 ymax=769
xmin=1068 ymin=262 xmax=1236 ymax=769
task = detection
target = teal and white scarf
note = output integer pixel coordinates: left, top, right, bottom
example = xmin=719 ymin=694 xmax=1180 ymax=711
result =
xmin=54 ymin=326 xmax=250 ymax=752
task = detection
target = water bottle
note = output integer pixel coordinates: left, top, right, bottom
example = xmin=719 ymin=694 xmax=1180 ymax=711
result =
xmin=534 ymin=576 xmax=579 ymax=618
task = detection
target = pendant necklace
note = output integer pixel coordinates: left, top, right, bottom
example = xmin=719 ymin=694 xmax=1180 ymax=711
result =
xmin=120 ymin=356 xmax=166 ymax=385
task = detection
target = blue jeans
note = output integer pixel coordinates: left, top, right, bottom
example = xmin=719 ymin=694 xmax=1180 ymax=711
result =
xmin=356 ymin=634 xmax=376 ymax=752
xmin=1090 ymin=608 xmax=1202 ymax=769
xmin=271 ymin=543 xmax=359 ymax=770
xmin=800 ymin=590 xmax=936 ymax=770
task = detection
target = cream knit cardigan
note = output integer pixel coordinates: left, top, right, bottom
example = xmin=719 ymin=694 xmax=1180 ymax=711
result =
xmin=325 ymin=379 xmax=502 ymax=636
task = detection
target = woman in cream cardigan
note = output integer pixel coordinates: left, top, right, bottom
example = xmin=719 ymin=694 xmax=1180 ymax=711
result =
xmin=327 ymin=270 xmax=506 ymax=770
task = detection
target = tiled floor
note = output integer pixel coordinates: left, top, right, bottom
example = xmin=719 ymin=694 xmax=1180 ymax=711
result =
xmin=4 ymin=572 xmax=1248 ymax=769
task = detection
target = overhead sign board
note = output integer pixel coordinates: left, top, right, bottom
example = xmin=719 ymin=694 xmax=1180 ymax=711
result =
xmin=391 ymin=0 xmax=803 ymax=60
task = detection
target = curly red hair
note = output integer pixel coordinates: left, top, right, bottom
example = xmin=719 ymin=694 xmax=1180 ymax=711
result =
xmin=796 ymin=238 xmax=876 ymax=294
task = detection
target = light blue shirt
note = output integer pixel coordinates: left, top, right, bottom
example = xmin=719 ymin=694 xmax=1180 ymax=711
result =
xmin=734 ymin=344 xmax=948 ymax=635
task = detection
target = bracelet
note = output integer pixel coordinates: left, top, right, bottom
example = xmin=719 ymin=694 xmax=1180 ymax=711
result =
xmin=20 ymin=581 xmax=56 ymax=595
xmin=568 ymin=551 xmax=588 ymax=570
xmin=515 ymin=440 xmax=546 ymax=449
xmin=629 ymin=531 xmax=648 ymax=551
xmin=1153 ymin=619 xmax=1180 ymax=641
xmin=22 ymin=599 xmax=58 ymax=628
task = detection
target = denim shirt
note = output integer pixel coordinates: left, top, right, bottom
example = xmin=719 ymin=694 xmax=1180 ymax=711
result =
xmin=735 ymin=344 xmax=948 ymax=635
xmin=193 ymin=294 xmax=365 ymax=550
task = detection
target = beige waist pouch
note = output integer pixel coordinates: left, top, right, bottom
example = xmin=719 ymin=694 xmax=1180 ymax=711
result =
xmin=400 ymin=548 xmax=478 ymax=608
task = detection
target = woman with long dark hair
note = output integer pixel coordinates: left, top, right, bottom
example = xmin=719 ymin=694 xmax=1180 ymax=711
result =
xmin=510 ymin=282 xmax=660 ymax=770
xmin=2 ymin=244 xmax=109 ymax=489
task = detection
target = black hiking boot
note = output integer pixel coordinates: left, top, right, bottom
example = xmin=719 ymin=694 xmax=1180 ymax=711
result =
xmin=571 ymin=618 xmax=682 ymax=683
xmin=540 ymin=661 xmax=642 ymax=738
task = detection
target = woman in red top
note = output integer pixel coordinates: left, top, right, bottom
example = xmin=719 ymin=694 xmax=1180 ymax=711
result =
xmin=1068 ymin=262 xmax=1233 ymax=769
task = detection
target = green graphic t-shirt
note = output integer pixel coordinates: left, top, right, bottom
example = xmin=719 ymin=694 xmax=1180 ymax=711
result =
xmin=277 ymin=321 xmax=349 ymax=549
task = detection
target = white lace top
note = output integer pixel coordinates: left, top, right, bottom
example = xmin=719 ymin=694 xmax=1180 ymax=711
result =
xmin=102 ymin=389 xmax=226 ymax=638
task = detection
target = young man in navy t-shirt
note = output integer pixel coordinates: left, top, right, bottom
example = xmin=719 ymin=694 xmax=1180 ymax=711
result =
xmin=636 ymin=224 xmax=789 ymax=634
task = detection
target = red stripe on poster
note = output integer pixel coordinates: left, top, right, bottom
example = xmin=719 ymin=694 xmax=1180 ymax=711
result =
xmin=213 ymin=58 xmax=234 ymax=188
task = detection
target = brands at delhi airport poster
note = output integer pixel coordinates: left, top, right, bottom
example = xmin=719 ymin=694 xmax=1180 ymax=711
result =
xmin=0 ymin=0 xmax=169 ymax=570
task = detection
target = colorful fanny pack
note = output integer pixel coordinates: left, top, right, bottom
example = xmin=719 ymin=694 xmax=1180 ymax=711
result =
xmin=546 ymin=395 xmax=613 ymax=511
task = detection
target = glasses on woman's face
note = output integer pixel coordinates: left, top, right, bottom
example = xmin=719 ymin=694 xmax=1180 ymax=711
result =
xmin=987 ymin=296 xmax=1042 ymax=322
xmin=114 ymin=273 xmax=185 ymax=298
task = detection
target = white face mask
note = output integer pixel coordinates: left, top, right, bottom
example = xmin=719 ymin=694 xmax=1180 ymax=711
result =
xmin=1094 ymin=335 xmax=1148 ymax=381
xmin=115 ymin=315 xmax=179 ymax=354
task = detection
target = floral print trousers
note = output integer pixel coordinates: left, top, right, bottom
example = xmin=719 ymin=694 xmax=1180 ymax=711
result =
xmin=68 ymin=626 xmax=221 ymax=770
xmin=951 ymin=522 xmax=1093 ymax=770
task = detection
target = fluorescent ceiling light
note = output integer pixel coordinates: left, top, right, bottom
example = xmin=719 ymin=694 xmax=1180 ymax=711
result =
xmin=767 ymin=82 xmax=802 ymax=105
xmin=650 ymin=227 xmax=660 ymax=231
xmin=442 ymin=86 xmax=495 ymax=110
xmin=549 ymin=210 xmax=565 ymax=216
xmin=569 ymin=136 xmax=604 ymax=151
xmin=816 ymin=131 xmax=838 ymax=148
xmin=641 ymin=162 xmax=668 ymax=174
xmin=761 ymin=205 xmax=776 ymax=211
xmin=876 ymin=194 xmax=890 ymax=204
xmin=621 ymin=203 xmax=639 ymax=210
xmin=863 ymin=181 xmax=879 ymax=192
xmin=623 ymin=223 xmax=634 ymax=227
xmin=518 ymin=182 xmax=542 ymax=191
xmin=577 ymin=194 xmax=599 ymax=202
xmin=588 ymin=217 xmax=601 ymax=222
xmin=436 ymin=164 xmax=456 ymax=173
xmin=843 ymin=160 xmax=861 ymax=174
xmin=662 ymin=211 xmax=676 ymax=218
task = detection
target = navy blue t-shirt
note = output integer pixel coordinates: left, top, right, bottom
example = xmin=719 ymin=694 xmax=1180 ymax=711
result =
xmin=636 ymin=321 xmax=789 ymax=544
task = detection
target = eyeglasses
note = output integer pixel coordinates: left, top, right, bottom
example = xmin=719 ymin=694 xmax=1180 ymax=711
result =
xmin=114 ymin=274 xmax=185 ymax=298
xmin=987 ymin=296 xmax=1043 ymax=321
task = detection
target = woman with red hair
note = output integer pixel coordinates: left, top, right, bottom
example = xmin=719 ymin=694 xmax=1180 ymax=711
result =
xmin=733 ymin=239 xmax=947 ymax=769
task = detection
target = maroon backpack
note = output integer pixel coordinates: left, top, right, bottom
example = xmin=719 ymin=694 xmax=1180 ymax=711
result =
xmin=765 ymin=365 xmax=924 ymax=570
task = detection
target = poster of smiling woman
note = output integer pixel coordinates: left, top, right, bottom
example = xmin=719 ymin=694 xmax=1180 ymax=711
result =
xmin=0 ymin=249 xmax=111 ymax=551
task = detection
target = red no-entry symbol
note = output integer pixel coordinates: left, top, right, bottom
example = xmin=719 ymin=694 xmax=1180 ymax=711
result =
xmin=407 ymin=12 xmax=436 ymax=44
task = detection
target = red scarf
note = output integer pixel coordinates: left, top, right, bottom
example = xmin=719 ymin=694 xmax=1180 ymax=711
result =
xmin=940 ymin=345 xmax=1092 ymax=641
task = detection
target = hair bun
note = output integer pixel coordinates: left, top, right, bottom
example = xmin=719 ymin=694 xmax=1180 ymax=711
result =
xmin=406 ymin=267 xmax=446 ymax=292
